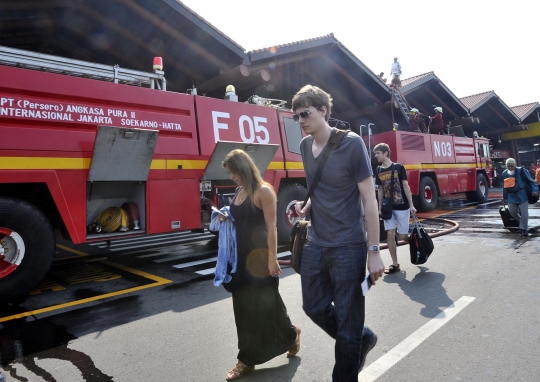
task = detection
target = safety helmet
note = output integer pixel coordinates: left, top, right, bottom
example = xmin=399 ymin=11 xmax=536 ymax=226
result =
xmin=394 ymin=57 xmax=398 ymax=60
xmin=434 ymin=106 xmax=443 ymax=113
xmin=410 ymin=108 xmax=419 ymax=114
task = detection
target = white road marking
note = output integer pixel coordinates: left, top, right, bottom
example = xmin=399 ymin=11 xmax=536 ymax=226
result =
xmin=359 ymin=295 xmax=476 ymax=381
xmin=194 ymin=251 xmax=291 ymax=275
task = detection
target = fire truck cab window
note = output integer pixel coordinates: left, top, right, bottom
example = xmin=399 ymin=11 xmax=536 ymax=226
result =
xmin=284 ymin=117 xmax=302 ymax=155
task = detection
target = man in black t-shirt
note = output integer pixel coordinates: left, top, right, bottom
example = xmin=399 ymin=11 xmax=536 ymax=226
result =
xmin=374 ymin=143 xmax=416 ymax=274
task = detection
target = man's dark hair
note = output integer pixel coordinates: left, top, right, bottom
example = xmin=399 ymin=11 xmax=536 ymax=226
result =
xmin=292 ymin=85 xmax=333 ymax=122
xmin=373 ymin=143 xmax=391 ymax=157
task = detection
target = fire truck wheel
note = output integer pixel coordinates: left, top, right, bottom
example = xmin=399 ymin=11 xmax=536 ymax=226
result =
xmin=277 ymin=183 xmax=307 ymax=244
xmin=0 ymin=197 xmax=56 ymax=303
xmin=417 ymin=177 xmax=438 ymax=212
xmin=465 ymin=173 xmax=489 ymax=203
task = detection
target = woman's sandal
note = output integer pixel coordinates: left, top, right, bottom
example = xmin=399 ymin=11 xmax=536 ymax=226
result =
xmin=384 ymin=264 xmax=400 ymax=274
xmin=225 ymin=361 xmax=254 ymax=381
xmin=286 ymin=325 xmax=302 ymax=358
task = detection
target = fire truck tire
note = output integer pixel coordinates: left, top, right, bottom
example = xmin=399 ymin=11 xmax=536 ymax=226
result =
xmin=465 ymin=173 xmax=489 ymax=203
xmin=277 ymin=183 xmax=307 ymax=244
xmin=0 ymin=197 xmax=56 ymax=303
xmin=417 ymin=177 xmax=438 ymax=212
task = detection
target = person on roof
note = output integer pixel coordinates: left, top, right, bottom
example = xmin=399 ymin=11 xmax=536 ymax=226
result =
xmin=429 ymin=106 xmax=445 ymax=134
xmin=390 ymin=57 xmax=402 ymax=88
xmin=378 ymin=72 xmax=387 ymax=84
xmin=390 ymin=57 xmax=401 ymax=80
xmin=408 ymin=108 xmax=427 ymax=133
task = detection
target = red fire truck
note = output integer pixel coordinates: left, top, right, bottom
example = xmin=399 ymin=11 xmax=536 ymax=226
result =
xmin=368 ymin=130 xmax=492 ymax=211
xmin=0 ymin=46 xmax=308 ymax=302
xmin=0 ymin=46 xmax=492 ymax=302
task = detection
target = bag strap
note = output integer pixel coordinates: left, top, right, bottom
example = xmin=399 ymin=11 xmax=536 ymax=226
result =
xmin=301 ymin=129 xmax=347 ymax=209
xmin=519 ymin=167 xmax=535 ymax=186
xmin=411 ymin=212 xmax=424 ymax=239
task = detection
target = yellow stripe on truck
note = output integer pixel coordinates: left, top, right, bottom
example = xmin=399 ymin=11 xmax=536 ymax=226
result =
xmin=0 ymin=157 xmax=302 ymax=172
xmin=404 ymin=163 xmax=478 ymax=170
xmin=0 ymin=156 xmax=91 ymax=170
xmin=284 ymin=161 xmax=304 ymax=170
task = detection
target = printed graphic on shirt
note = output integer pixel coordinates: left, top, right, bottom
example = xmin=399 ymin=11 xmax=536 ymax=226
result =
xmin=378 ymin=169 xmax=405 ymax=205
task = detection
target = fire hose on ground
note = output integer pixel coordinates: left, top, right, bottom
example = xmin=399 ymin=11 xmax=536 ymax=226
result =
xmin=278 ymin=217 xmax=460 ymax=266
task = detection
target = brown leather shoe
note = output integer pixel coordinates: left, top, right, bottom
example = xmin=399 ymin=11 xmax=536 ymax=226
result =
xmin=286 ymin=325 xmax=301 ymax=358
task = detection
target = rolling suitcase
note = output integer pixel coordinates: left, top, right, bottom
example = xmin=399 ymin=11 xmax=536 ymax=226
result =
xmin=499 ymin=205 xmax=519 ymax=229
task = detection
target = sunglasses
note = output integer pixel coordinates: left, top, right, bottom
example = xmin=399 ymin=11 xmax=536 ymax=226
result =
xmin=292 ymin=110 xmax=312 ymax=122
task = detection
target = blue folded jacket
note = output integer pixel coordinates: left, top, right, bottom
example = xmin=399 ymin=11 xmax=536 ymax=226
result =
xmin=210 ymin=206 xmax=237 ymax=286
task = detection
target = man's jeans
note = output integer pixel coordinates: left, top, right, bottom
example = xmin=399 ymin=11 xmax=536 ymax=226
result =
xmin=301 ymin=240 xmax=368 ymax=382
xmin=508 ymin=200 xmax=529 ymax=231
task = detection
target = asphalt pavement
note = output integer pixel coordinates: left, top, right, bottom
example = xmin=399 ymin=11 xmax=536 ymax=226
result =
xmin=1 ymin=202 xmax=539 ymax=381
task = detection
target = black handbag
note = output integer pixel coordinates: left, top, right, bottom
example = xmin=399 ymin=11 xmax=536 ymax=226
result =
xmin=521 ymin=168 xmax=540 ymax=204
xmin=377 ymin=165 xmax=395 ymax=220
xmin=409 ymin=214 xmax=434 ymax=265
xmin=289 ymin=129 xmax=347 ymax=274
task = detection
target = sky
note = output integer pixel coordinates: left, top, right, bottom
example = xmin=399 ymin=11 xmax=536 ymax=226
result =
xmin=180 ymin=0 xmax=539 ymax=108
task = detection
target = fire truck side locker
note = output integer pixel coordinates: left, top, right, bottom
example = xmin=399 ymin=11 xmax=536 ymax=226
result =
xmin=86 ymin=125 xmax=158 ymax=239
xmin=201 ymin=140 xmax=279 ymax=207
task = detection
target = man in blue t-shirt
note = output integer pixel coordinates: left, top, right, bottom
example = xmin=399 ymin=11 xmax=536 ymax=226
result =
xmin=374 ymin=143 xmax=416 ymax=274
xmin=293 ymin=85 xmax=384 ymax=381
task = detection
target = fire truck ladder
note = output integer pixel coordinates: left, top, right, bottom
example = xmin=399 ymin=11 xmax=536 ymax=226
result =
xmin=0 ymin=45 xmax=166 ymax=90
xmin=391 ymin=87 xmax=410 ymax=123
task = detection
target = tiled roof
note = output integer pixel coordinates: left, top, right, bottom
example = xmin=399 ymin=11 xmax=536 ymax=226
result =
xmin=248 ymin=34 xmax=335 ymax=54
xmin=247 ymin=33 xmax=385 ymax=88
xmin=511 ymin=102 xmax=539 ymax=119
xmin=401 ymin=72 xmax=434 ymax=88
xmin=174 ymin=0 xmax=245 ymax=51
xmin=460 ymin=91 xmax=494 ymax=109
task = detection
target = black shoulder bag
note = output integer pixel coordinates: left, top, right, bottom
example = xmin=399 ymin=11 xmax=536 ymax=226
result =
xmin=289 ymin=129 xmax=347 ymax=274
xmin=521 ymin=167 xmax=540 ymax=204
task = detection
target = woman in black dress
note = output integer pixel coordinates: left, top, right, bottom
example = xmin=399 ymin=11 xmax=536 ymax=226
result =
xmin=220 ymin=149 xmax=300 ymax=381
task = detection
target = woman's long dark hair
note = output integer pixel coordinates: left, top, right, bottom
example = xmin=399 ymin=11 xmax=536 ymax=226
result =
xmin=222 ymin=149 xmax=273 ymax=204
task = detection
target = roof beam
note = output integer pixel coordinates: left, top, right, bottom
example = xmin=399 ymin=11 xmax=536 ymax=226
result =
xmin=115 ymin=0 xmax=231 ymax=72
xmin=0 ymin=34 xmax=44 ymax=47
xmin=0 ymin=17 xmax=54 ymax=30
xmin=448 ymin=116 xmax=480 ymax=127
xmin=482 ymin=125 xmax=528 ymax=135
xmin=232 ymin=69 xmax=271 ymax=93
xmin=405 ymin=92 xmax=431 ymax=117
xmin=342 ymin=103 xmax=391 ymax=121
xmin=303 ymin=70 xmax=358 ymax=114
xmin=197 ymin=64 xmax=251 ymax=94
xmin=76 ymin=2 xmax=204 ymax=83
xmin=249 ymin=50 xmax=322 ymax=72
xmin=424 ymin=87 xmax=460 ymax=119
xmin=0 ymin=0 xmax=70 ymax=11
xmin=485 ymin=101 xmax=513 ymax=126
xmin=38 ymin=4 xmax=76 ymax=52
xmin=319 ymin=55 xmax=382 ymax=105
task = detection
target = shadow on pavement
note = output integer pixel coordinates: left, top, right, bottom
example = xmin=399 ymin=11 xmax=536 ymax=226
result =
xmin=384 ymin=267 xmax=454 ymax=318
